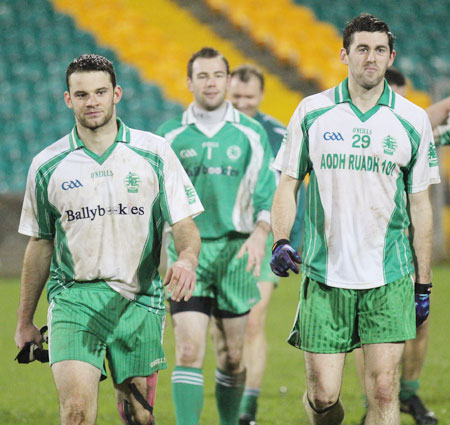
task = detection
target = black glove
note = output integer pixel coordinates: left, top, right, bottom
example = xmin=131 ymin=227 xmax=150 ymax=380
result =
xmin=15 ymin=326 xmax=49 ymax=364
xmin=415 ymin=283 xmax=432 ymax=327
xmin=270 ymin=239 xmax=301 ymax=277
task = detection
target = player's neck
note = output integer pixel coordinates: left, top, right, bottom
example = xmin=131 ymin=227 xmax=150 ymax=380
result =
xmin=76 ymin=115 xmax=119 ymax=156
xmin=347 ymin=78 xmax=384 ymax=113
xmin=192 ymin=101 xmax=228 ymax=124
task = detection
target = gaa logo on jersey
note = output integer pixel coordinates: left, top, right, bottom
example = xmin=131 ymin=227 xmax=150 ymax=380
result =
xmin=62 ymin=179 xmax=83 ymax=190
xmin=226 ymin=145 xmax=242 ymax=160
xmin=124 ymin=172 xmax=140 ymax=193
xmin=180 ymin=149 xmax=197 ymax=158
xmin=323 ymin=132 xmax=344 ymax=141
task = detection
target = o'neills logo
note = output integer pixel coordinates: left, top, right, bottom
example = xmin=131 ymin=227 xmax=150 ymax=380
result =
xmin=66 ymin=204 xmax=145 ymax=222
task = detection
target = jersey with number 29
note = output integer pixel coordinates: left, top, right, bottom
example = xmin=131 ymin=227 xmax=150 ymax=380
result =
xmin=273 ymin=79 xmax=440 ymax=289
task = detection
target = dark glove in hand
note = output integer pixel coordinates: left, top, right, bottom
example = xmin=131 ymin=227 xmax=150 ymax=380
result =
xmin=415 ymin=293 xmax=430 ymax=327
xmin=270 ymin=243 xmax=301 ymax=277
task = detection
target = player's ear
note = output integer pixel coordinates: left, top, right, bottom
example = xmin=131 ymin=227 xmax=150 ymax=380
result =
xmin=388 ymin=50 xmax=396 ymax=67
xmin=113 ymin=85 xmax=123 ymax=104
xmin=340 ymin=48 xmax=349 ymax=65
xmin=64 ymin=91 xmax=73 ymax=109
xmin=187 ymin=77 xmax=193 ymax=93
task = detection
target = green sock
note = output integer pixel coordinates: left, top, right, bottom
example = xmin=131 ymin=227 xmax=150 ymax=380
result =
xmin=239 ymin=388 xmax=260 ymax=419
xmin=399 ymin=379 xmax=419 ymax=402
xmin=172 ymin=366 xmax=204 ymax=425
xmin=215 ymin=368 xmax=246 ymax=425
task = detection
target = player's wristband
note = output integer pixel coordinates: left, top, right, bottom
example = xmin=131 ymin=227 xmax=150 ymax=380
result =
xmin=272 ymin=239 xmax=290 ymax=254
xmin=414 ymin=283 xmax=432 ymax=294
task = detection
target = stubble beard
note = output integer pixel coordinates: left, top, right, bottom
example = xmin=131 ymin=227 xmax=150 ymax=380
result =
xmin=199 ymin=92 xmax=226 ymax=112
xmin=361 ymin=66 xmax=386 ymax=91
xmin=78 ymin=107 xmax=114 ymax=131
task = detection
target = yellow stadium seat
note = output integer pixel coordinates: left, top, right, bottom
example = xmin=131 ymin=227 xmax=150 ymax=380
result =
xmin=52 ymin=0 xmax=303 ymax=123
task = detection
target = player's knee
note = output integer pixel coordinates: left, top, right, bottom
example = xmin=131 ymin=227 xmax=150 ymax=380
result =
xmin=309 ymin=395 xmax=339 ymax=412
xmin=307 ymin=389 xmax=340 ymax=412
xmin=176 ymin=340 xmax=202 ymax=366
xmin=370 ymin=385 xmax=396 ymax=407
xmin=220 ymin=347 xmax=244 ymax=373
xmin=368 ymin=374 xmax=397 ymax=407
xmin=132 ymin=407 xmax=152 ymax=425
xmin=118 ymin=401 xmax=153 ymax=425
xmin=61 ymin=395 xmax=91 ymax=424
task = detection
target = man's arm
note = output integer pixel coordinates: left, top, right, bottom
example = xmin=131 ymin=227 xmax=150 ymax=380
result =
xmin=237 ymin=220 xmax=271 ymax=277
xmin=426 ymin=96 xmax=450 ymax=130
xmin=238 ymin=125 xmax=277 ymax=276
xmin=409 ymin=189 xmax=433 ymax=284
xmin=15 ymin=237 xmax=54 ymax=349
xmin=164 ymin=217 xmax=201 ymax=302
xmin=269 ymin=173 xmax=302 ymax=277
xmin=409 ymin=189 xmax=434 ymax=327
xmin=271 ymin=173 xmax=301 ymax=241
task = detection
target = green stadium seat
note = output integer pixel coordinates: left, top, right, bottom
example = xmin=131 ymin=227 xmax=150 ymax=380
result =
xmin=294 ymin=0 xmax=449 ymax=93
xmin=0 ymin=0 xmax=182 ymax=193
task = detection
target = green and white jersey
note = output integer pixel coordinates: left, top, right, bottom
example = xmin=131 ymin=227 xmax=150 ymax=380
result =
xmin=436 ymin=113 xmax=450 ymax=146
xmin=157 ymin=101 xmax=276 ymax=239
xmin=254 ymin=111 xmax=286 ymax=156
xmin=19 ymin=119 xmax=203 ymax=314
xmin=254 ymin=110 xmax=305 ymax=248
xmin=273 ymin=79 xmax=440 ymax=289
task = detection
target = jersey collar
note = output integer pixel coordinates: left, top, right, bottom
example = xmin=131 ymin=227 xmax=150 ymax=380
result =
xmin=181 ymin=100 xmax=240 ymax=125
xmin=68 ymin=117 xmax=131 ymax=150
xmin=334 ymin=78 xmax=396 ymax=109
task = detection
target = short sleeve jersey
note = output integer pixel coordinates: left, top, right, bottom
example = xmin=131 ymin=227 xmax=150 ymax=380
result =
xmin=254 ymin=111 xmax=286 ymax=156
xmin=436 ymin=113 xmax=450 ymax=146
xmin=19 ymin=119 xmax=204 ymax=314
xmin=273 ymin=79 xmax=441 ymax=289
xmin=157 ymin=101 xmax=276 ymax=239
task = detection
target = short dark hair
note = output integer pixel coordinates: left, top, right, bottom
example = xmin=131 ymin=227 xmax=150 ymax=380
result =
xmin=385 ymin=67 xmax=406 ymax=87
xmin=231 ymin=64 xmax=264 ymax=91
xmin=187 ymin=47 xmax=230 ymax=78
xmin=66 ymin=54 xmax=116 ymax=90
xmin=343 ymin=13 xmax=395 ymax=53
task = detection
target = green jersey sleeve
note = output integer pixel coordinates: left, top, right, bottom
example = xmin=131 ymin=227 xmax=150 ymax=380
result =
xmin=252 ymin=126 xmax=276 ymax=223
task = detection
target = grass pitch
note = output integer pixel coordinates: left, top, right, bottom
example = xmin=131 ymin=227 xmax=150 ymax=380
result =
xmin=1 ymin=264 xmax=449 ymax=424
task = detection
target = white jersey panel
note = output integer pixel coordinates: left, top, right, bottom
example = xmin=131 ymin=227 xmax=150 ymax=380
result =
xmin=307 ymin=104 xmax=411 ymax=285
xmin=391 ymin=96 xmax=440 ymax=192
xmin=19 ymin=135 xmax=72 ymax=238
xmin=273 ymin=81 xmax=440 ymax=288
xmin=45 ymin=144 xmax=155 ymax=287
xmin=231 ymin=122 xmax=267 ymax=232
xmin=19 ymin=124 xmax=203 ymax=304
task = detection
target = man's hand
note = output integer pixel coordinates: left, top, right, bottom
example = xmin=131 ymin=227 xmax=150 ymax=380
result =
xmin=15 ymin=322 xmax=43 ymax=350
xmin=415 ymin=283 xmax=432 ymax=327
xmin=164 ymin=255 xmax=197 ymax=302
xmin=237 ymin=222 xmax=270 ymax=277
xmin=270 ymin=239 xmax=301 ymax=277
xmin=15 ymin=325 xmax=49 ymax=364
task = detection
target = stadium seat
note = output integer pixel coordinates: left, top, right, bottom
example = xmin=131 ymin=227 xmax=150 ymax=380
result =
xmin=293 ymin=0 xmax=449 ymax=95
xmin=0 ymin=0 xmax=183 ymax=193
xmin=52 ymin=0 xmax=303 ymax=126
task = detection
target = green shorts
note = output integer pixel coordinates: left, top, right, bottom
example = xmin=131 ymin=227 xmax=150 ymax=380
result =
xmin=288 ymin=274 xmax=416 ymax=353
xmin=48 ymin=281 xmax=167 ymax=384
xmin=168 ymin=236 xmax=260 ymax=314
xmin=258 ymin=233 xmax=279 ymax=285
